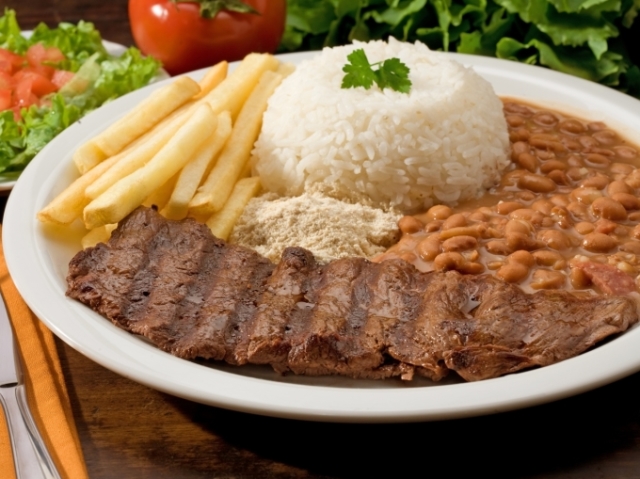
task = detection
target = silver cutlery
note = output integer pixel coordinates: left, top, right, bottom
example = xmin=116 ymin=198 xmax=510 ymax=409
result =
xmin=0 ymin=292 xmax=61 ymax=479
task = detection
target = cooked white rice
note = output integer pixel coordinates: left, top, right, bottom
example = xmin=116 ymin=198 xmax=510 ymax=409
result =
xmin=252 ymin=38 xmax=510 ymax=212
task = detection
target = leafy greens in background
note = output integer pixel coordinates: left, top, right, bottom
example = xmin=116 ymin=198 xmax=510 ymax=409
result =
xmin=0 ymin=9 xmax=160 ymax=180
xmin=280 ymin=0 xmax=640 ymax=98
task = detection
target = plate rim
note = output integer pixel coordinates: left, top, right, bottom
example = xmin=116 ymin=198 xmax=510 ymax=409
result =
xmin=5 ymin=49 xmax=640 ymax=423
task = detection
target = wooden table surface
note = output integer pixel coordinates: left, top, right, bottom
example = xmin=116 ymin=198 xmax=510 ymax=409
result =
xmin=5 ymin=1 xmax=640 ymax=478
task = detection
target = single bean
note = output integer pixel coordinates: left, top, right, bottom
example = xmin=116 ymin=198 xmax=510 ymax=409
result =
xmin=496 ymin=201 xmax=525 ymax=215
xmin=442 ymin=235 xmax=478 ymax=252
xmin=425 ymin=220 xmax=443 ymax=232
xmin=580 ymin=175 xmax=609 ymax=190
xmin=566 ymin=202 xmax=591 ymax=221
xmin=626 ymin=170 xmax=640 ymax=189
xmin=571 ymin=187 xmax=603 ymax=204
xmin=509 ymin=250 xmax=535 ymax=267
xmin=439 ymin=224 xmax=487 ymax=240
xmin=511 ymin=140 xmax=529 ymax=159
xmin=628 ymin=212 xmax=640 ymax=222
xmin=550 ymin=194 xmax=571 ymax=207
xmin=550 ymin=206 xmax=573 ymax=228
xmin=535 ymin=149 xmax=556 ymax=161
xmin=529 ymin=138 xmax=566 ymax=153
xmin=566 ymin=166 xmax=587 ymax=181
xmin=570 ymin=267 xmax=591 ymax=289
xmin=530 ymin=270 xmax=567 ymax=289
xmin=505 ymin=219 xmax=533 ymax=236
xmin=496 ymin=262 xmax=530 ymax=283
xmin=588 ymin=121 xmax=607 ymax=131
xmin=506 ymin=232 xmax=543 ymax=251
xmin=564 ymin=139 xmax=583 ymax=151
xmin=537 ymin=229 xmax=574 ymax=250
xmin=531 ymin=199 xmax=555 ymax=215
xmin=533 ymin=111 xmax=559 ymax=127
xmin=607 ymin=180 xmax=633 ymax=196
xmin=485 ymin=240 xmax=513 ymax=256
xmin=590 ymin=147 xmax=615 ymax=157
xmin=574 ymin=222 xmax=595 ymax=235
xmin=442 ymin=213 xmax=467 ymax=230
xmin=620 ymin=241 xmax=640 ymax=255
xmin=611 ymin=192 xmax=640 ymax=211
xmin=504 ymin=102 xmax=533 ymax=115
xmin=540 ymin=160 xmax=567 ymax=173
xmin=592 ymin=129 xmax=619 ymax=146
xmin=516 ymin=152 xmax=538 ymax=172
xmin=614 ymin=146 xmax=637 ymax=160
xmin=506 ymin=115 xmax=525 ymax=127
xmin=398 ymin=216 xmax=423 ymax=234
xmin=532 ymin=250 xmax=566 ymax=268
xmin=579 ymin=135 xmax=599 ymax=149
xmin=548 ymin=170 xmax=570 ymax=185
xmin=467 ymin=210 xmax=488 ymax=222
xmin=425 ymin=204 xmax=453 ymax=221
xmin=610 ymin=162 xmax=635 ymax=175
xmin=591 ymin=197 xmax=627 ymax=221
xmin=433 ymin=252 xmax=466 ymax=272
xmin=594 ymin=218 xmax=618 ymax=235
xmin=509 ymin=208 xmax=545 ymax=226
xmin=585 ymin=153 xmax=611 ymax=168
xmin=559 ymin=119 xmax=586 ymax=135
xmin=510 ymin=129 xmax=530 ymax=142
xmin=632 ymin=224 xmax=640 ymax=240
xmin=518 ymin=173 xmax=556 ymax=193
xmin=582 ymin=232 xmax=617 ymax=252
xmin=416 ymin=235 xmax=441 ymax=261
xmin=459 ymin=262 xmax=485 ymax=275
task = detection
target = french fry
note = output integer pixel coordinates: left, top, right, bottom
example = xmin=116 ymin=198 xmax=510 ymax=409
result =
xmin=84 ymin=111 xmax=187 ymax=200
xmin=94 ymin=76 xmax=201 ymax=156
xmin=72 ymin=76 xmax=201 ymax=174
xmin=37 ymin=154 xmax=122 ymax=224
xmin=203 ymin=53 xmax=279 ymax=120
xmin=161 ymin=111 xmax=232 ymax=220
xmin=189 ymin=70 xmax=284 ymax=217
xmin=193 ymin=61 xmax=228 ymax=100
xmin=72 ymin=141 xmax=108 ymax=175
xmin=83 ymin=103 xmax=217 ymax=229
xmin=81 ymin=224 xmax=117 ymax=249
xmin=206 ymin=176 xmax=261 ymax=241
xmin=142 ymin=171 xmax=180 ymax=210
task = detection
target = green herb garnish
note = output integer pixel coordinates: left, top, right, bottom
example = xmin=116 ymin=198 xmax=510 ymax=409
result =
xmin=341 ymin=49 xmax=411 ymax=93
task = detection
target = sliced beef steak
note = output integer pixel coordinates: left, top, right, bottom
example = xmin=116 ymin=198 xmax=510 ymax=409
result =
xmin=67 ymin=207 xmax=640 ymax=382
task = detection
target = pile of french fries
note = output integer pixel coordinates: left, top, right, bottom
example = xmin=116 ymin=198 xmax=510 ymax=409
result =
xmin=37 ymin=53 xmax=294 ymax=248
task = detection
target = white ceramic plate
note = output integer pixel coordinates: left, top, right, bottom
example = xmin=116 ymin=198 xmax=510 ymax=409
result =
xmin=0 ymin=35 xmax=134 ymax=192
xmin=5 ymin=51 xmax=640 ymax=423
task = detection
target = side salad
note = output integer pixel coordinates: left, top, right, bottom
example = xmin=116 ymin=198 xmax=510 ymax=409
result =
xmin=280 ymin=0 xmax=640 ymax=99
xmin=0 ymin=9 xmax=161 ymax=181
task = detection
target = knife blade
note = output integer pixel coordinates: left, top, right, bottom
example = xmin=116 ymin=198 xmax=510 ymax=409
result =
xmin=0 ymin=292 xmax=61 ymax=479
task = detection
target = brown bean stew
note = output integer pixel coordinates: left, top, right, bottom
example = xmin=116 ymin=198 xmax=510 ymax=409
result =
xmin=375 ymin=99 xmax=640 ymax=296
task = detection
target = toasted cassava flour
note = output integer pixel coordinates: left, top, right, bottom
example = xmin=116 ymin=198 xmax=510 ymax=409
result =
xmin=230 ymin=192 xmax=401 ymax=263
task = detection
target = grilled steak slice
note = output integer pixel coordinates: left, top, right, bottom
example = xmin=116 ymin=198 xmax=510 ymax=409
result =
xmin=67 ymin=207 xmax=640 ymax=382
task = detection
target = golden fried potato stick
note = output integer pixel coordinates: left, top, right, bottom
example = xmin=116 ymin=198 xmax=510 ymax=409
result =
xmin=83 ymin=111 xmax=186 ymax=200
xmin=81 ymin=224 xmax=117 ymax=249
xmin=188 ymin=70 xmax=284 ymax=217
xmin=37 ymin=154 xmax=122 ymax=225
xmin=193 ymin=61 xmax=228 ymax=100
xmin=142 ymin=171 xmax=181 ymax=211
xmin=203 ymin=53 xmax=279 ymax=120
xmin=206 ymin=176 xmax=261 ymax=241
xmin=73 ymin=76 xmax=201 ymax=174
xmin=83 ymin=103 xmax=217 ymax=229
xmin=161 ymin=111 xmax=232 ymax=220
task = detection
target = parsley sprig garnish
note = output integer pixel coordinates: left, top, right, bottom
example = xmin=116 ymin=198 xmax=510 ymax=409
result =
xmin=341 ymin=49 xmax=411 ymax=94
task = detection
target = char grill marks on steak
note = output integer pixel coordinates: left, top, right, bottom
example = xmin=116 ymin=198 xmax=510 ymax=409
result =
xmin=66 ymin=207 xmax=640 ymax=382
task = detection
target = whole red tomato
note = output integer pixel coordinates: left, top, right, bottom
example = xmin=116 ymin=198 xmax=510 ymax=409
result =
xmin=129 ymin=0 xmax=286 ymax=75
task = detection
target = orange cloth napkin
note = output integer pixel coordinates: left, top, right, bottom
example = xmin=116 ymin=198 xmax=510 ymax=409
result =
xmin=0 ymin=226 xmax=88 ymax=479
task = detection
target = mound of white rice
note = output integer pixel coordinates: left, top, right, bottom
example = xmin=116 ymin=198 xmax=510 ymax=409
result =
xmin=252 ymin=38 xmax=510 ymax=212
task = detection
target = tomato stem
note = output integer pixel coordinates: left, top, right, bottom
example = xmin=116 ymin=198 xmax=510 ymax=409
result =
xmin=172 ymin=0 xmax=259 ymax=19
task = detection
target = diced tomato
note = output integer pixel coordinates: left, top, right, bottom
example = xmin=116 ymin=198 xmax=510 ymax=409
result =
xmin=0 ymin=71 xmax=13 ymax=90
xmin=51 ymin=69 xmax=74 ymax=89
xmin=0 ymin=48 xmax=24 ymax=75
xmin=13 ymin=75 xmax=39 ymax=109
xmin=0 ymin=43 xmax=67 ymax=117
xmin=0 ymin=89 xmax=11 ymax=111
